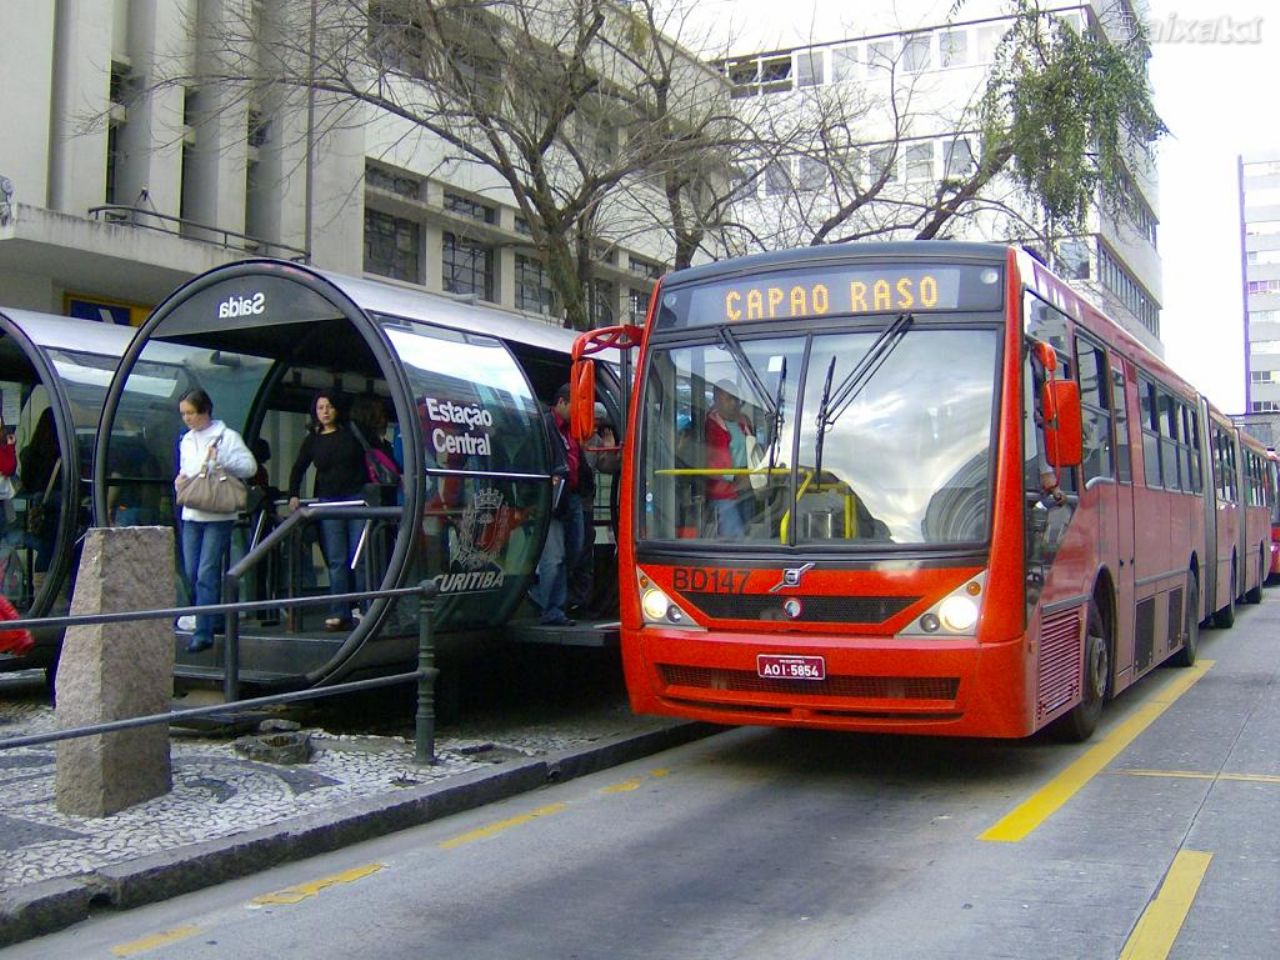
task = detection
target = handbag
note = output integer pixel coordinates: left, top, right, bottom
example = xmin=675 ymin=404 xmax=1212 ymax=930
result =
xmin=176 ymin=436 xmax=248 ymax=514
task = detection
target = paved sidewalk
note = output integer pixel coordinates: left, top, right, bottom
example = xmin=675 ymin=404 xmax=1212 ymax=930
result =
xmin=0 ymin=670 xmax=712 ymax=945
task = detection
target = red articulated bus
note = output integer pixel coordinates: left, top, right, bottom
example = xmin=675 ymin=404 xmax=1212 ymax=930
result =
xmin=572 ymin=242 xmax=1269 ymax=740
xmin=1267 ymin=451 xmax=1280 ymax=583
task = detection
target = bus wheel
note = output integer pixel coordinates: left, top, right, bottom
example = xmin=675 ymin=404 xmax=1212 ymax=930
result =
xmin=1172 ymin=571 xmax=1198 ymax=667
xmin=1245 ymin=548 xmax=1264 ymax=604
xmin=1213 ymin=562 xmax=1237 ymax=628
xmin=1054 ymin=600 xmax=1109 ymax=742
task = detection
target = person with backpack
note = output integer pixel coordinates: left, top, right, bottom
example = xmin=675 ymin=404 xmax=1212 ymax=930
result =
xmin=287 ymin=390 xmax=367 ymax=631
xmin=530 ymin=384 xmax=585 ymax=627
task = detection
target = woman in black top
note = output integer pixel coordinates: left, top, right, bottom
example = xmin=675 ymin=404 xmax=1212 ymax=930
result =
xmin=288 ymin=391 xmax=367 ymax=630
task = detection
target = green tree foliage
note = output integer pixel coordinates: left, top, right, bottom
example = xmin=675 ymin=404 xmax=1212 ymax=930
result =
xmin=977 ymin=0 xmax=1166 ymax=232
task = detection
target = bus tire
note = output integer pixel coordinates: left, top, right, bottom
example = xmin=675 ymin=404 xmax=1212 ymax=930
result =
xmin=1245 ymin=547 xmax=1264 ymax=604
xmin=1172 ymin=571 xmax=1198 ymax=668
xmin=1053 ymin=599 xmax=1109 ymax=742
xmin=1213 ymin=561 xmax=1237 ymax=629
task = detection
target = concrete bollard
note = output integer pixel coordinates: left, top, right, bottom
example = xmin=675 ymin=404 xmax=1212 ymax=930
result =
xmin=55 ymin=527 xmax=175 ymax=817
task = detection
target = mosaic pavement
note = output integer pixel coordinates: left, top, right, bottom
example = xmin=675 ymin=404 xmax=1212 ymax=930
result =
xmin=0 ymin=670 xmax=659 ymax=893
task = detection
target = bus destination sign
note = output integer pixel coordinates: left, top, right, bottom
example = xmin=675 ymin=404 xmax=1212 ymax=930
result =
xmin=663 ymin=264 xmax=1002 ymax=329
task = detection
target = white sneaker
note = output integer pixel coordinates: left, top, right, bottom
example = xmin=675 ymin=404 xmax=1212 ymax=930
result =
xmin=176 ymin=616 xmax=196 ymax=631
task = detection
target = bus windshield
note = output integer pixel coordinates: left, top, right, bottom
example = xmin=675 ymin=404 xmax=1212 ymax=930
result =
xmin=638 ymin=325 xmax=1000 ymax=547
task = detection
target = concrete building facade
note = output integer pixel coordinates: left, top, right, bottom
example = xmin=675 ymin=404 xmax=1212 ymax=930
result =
xmin=0 ymin=1 xmax=674 ymax=329
xmin=1237 ymin=149 xmax=1280 ymax=446
xmin=689 ymin=0 xmax=1163 ymax=355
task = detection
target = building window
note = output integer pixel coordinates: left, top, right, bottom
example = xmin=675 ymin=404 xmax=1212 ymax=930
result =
xmin=367 ymin=164 xmax=421 ymax=198
xmin=1254 ymin=339 xmax=1280 ymax=354
xmin=442 ymin=232 xmax=494 ymax=300
xmin=905 ymin=142 xmax=934 ymax=182
xmin=1251 ymin=309 xmax=1280 ymax=323
xmin=868 ymin=40 xmax=896 ymax=73
xmin=795 ymin=50 xmax=824 ymax=87
xmin=1248 ymin=250 xmax=1280 ymax=266
xmin=590 ymin=279 xmax=616 ymax=328
xmin=364 ymin=209 xmax=421 ymax=283
xmin=1247 ymin=279 xmax=1280 ymax=296
xmin=1097 ymin=242 xmax=1160 ymax=337
xmin=943 ymin=138 xmax=975 ymax=178
xmin=515 ymin=254 xmax=554 ymax=316
xmin=1251 ymin=400 xmax=1280 ymax=413
xmin=629 ymin=287 xmax=650 ymax=324
xmin=869 ymin=146 xmax=898 ymax=184
xmin=1058 ymin=238 xmax=1091 ymax=280
xmin=940 ymin=30 xmax=969 ymax=67
xmin=1250 ymin=370 xmax=1280 ymax=384
xmin=1244 ymin=160 xmax=1280 ymax=177
xmin=629 ymin=256 xmax=662 ymax=280
xmin=832 ymin=45 xmax=858 ymax=81
xmin=902 ymin=35 xmax=931 ymax=73
xmin=764 ymin=161 xmax=790 ymax=196
xmin=1245 ymin=220 xmax=1280 ymax=236
xmin=797 ymin=156 xmax=826 ymax=192
xmin=444 ymin=191 xmax=496 ymax=224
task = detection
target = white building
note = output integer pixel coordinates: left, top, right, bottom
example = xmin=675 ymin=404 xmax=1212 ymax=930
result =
xmin=1238 ymin=149 xmax=1280 ymax=446
xmin=678 ymin=0 xmax=1163 ymax=354
xmin=0 ymin=2 xmax=674 ymax=328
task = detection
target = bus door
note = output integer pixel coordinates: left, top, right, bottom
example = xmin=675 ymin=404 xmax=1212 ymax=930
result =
xmin=1108 ymin=355 xmax=1136 ymax=677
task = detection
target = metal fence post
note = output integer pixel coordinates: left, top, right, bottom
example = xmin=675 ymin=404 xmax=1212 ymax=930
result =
xmin=223 ymin=574 xmax=240 ymax=703
xmin=414 ymin=580 xmax=440 ymax=764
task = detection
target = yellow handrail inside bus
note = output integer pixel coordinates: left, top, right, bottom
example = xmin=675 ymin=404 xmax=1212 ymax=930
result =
xmin=652 ymin=467 xmax=859 ymax=544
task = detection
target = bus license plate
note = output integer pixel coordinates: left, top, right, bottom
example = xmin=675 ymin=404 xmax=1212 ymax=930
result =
xmin=757 ymin=654 xmax=826 ymax=681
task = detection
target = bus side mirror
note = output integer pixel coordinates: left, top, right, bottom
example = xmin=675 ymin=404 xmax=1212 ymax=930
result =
xmin=1041 ymin=379 xmax=1083 ymax=468
xmin=569 ymin=358 xmax=596 ymax=443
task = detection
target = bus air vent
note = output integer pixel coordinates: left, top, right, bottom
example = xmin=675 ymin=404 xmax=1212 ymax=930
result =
xmin=1036 ymin=607 xmax=1082 ymax=721
xmin=659 ymin=665 xmax=958 ymax=701
xmin=680 ymin=594 xmax=919 ymax=624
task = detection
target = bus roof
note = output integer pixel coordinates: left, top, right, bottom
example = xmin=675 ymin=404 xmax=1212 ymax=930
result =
xmin=664 ymin=241 xmax=1010 ymax=288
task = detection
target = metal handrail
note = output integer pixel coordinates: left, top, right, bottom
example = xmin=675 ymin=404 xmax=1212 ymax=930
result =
xmin=223 ymin=501 xmax=402 ymax=701
xmin=0 ymin=580 xmax=441 ymax=763
xmin=87 ymin=204 xmax=310 ymax=261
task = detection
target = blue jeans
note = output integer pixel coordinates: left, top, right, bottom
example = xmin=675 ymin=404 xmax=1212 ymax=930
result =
xmin=713 ymin=497 xmax=746 ymax=537
xmin=532 ymin=493 xmax=583 ymax=622
xmin=182 ymin=519 xmax=233 ymax=645
xmin=320 ymin=516 xmax=366 ymax=618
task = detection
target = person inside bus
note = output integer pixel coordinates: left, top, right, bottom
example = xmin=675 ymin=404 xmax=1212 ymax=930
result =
xmin=530 ymin=383 xmax=584 ymax=627
xmin=705 ymin=379 xmax=754 ymax=537
xmin=287 ymin=390 xmax=368 ymax=632
xmin=175 ymin=388 xmax=257 ymax=654
xmin=20 ymin=407 xmax=61 ymax=592
xmin=568 ymin=402 xmax=621 ymax=615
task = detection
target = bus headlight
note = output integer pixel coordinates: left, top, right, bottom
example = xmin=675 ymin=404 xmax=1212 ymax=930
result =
xmin=900 ymin=571 xmax=986 ymax=637
xmin=642 ymin=587 xmax=676 ymax=621
xmin=938 ymin=595 xmax=979 ymax=632
xmin=637 ymin=572 xmax=704 ymax=630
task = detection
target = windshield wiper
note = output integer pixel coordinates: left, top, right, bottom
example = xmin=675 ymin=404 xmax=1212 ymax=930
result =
xmin=813 ymin=312 xmax=914 ymax=481
xmin=767 ymin=356 xmax=787 ymax=471
xmin=718 ymin=327 xmax=777 ymax=423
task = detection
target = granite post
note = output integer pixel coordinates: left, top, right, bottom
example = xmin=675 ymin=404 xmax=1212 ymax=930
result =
xmin=55 ymin=526 xmax=175 ymax=816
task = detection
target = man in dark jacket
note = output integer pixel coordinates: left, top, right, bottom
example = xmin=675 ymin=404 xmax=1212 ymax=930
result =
xmin=531 ymin=384 xmax=584 ymax=626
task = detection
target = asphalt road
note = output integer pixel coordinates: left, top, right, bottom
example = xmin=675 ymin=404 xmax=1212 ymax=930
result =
xmin=8 ymin=598 xmax=1280 ymax=960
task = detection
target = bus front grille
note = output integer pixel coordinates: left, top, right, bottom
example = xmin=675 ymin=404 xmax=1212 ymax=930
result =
xmin=659 ymin=665 xmax=959 ymax=701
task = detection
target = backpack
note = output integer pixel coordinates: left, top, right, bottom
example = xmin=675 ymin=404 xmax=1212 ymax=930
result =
xmin=365 ymin=446 xmax=400 ymax=486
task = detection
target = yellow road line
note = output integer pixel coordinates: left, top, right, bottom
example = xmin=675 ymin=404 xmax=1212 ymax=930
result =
xmin=1117 ymin=769 xmax=1280 ymax=785
xmin=1119 ymin=850 xmax=1213 ymax=960
xmin=252 ymin=863 xmax=384 ymax=906
xmin=438 ymin=802 xmax=568 ymax=849
xmin=603 ymin=777 xmax=644 ymax=794
xmin=111 ymin=925 xmax=201 ymax=957
xmin=980 ymin=661 xmax=1212 ymax=843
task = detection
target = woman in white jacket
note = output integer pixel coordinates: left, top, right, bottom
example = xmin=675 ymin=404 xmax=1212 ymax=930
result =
xmin=175 ymin=388 xmax=256 ymax=653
